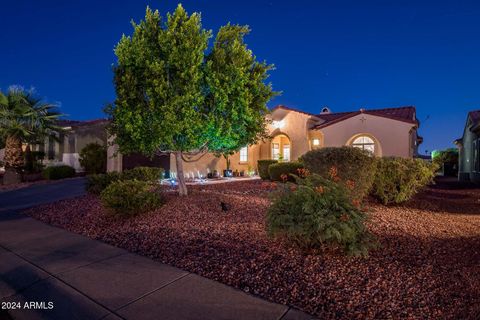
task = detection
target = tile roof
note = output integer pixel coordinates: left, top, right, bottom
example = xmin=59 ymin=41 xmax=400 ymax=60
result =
xmin=270 ymin=105 xmax=418 ymax=129
xmin=314 ymin=106 xmax=418 ymax=129
xmin=468 ymin=110 xmax=480 ymax=123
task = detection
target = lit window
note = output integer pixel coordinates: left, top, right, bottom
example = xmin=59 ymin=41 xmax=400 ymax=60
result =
xmin=283 ymin=144 xmax=290 ymax=161
xmin=352 ymin=136 xmax=375 ymax=153
xmin=240 ymin=146 xmax=248 ymax=162
xmin=312 ymin=139 xmax=320 ymax=146
xmin=272 ymin=143 xmax=280 ymax=160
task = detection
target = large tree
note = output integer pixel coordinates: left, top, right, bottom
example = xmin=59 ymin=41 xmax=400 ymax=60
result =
xmin=204 ymin=24 xmax=275 ymax=165
xmin=108 ymin=5 xmax=275 ymax=196
xmin=0 ymin=87 xmax=64 ymax=183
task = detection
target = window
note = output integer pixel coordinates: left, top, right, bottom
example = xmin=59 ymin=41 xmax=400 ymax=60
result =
xmin=272 ymin=143 xmax=280 ymax=160
xmin=352 ymin=136 xmax=375 ymax=153
xmin=239 ymin=146 xmax=248 ymax=162
xmin=283 ymin=144 xmax=290 ymax=162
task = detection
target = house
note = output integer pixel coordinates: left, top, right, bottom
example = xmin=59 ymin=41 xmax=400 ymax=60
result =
xmin=11 ymin=105 xmax=420 ymax=176
xmin=106 ymin=105 xmax=422 ymax=177
xmin=455 ymin=110 xmax=480 ymax=183
xmin=28 ymin=119 xmax=109 ymax=171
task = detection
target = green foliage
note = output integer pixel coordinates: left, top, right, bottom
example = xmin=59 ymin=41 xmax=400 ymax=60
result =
xmin=122 ymin=166 xmax=164 ymax=182
xmin=86 ymin=172 xmax=123 ymax=195
xmin=42 ymin=165 xmax=76 ymax=180
xmin=107 ymin=5 xmax=210 ymax=156
xmin=432 ymin=148 xmax=458 ymax=174
xmin=267 ymin=174 xmax=375 ymax=256
xmin=300 ymin=147 xmax=376 ymax=200
xmin=0 ymin=86 xmax=64 ymax=169
xmin=372 ymin=157 xmax=438 ymax=205
xmin=107 ymin=5 xmax=276 ymax=195
xmin=258 ymin=160 xmax=278 ymax=179
xmin=268 ymin=162 xmax=304 ymax=181
xmin=86 ymin=167 xmax=164 ymax=194
xmin=79 ymin=143 xmax=107 ymax=174
xmin=205 ymin=24 xmax=275 ymax=158
xmin=100 ymin=180 xmax=163 ymax=216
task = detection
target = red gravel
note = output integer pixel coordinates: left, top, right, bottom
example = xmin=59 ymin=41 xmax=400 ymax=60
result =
xmin=25 ymin=178 xmax=480 ymax=319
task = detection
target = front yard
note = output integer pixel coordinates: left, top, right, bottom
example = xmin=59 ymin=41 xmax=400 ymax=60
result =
xmin=25 ymin=178 xmax=479 ymax=319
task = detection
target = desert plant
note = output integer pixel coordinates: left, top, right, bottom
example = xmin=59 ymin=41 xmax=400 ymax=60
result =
xmin=257 ymin=160 xmax=278 ymax=180
xmin=371 ymin=157 xmax=437 ymax=205
xmin=268 ymin=161 xmax=304 ymax=182
xmin=79 ymin=143 xmax=107 ymax=174
xmin=267 ymin=173 xmax=375 ymax=256
xmin=300 ymin=147 xmax=376 ymax=199
xmin=122 ymin=166 xmax=164 ymax=182
xmin=42 ymin=165 xmax=75 ymax=180
xmin=100 ymin=180 xmax=163 ymax=216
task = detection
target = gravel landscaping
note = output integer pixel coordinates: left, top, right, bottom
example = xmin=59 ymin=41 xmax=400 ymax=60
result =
xmin=24 ymin=178 xmax=480 ymax=319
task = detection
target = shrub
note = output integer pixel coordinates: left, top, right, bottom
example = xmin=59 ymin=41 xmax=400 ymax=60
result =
xmin=258 ymin=160 xmax=278 ymax=180
xmin=267 ymin=174 xmax=375 ymax=256
xmin=372 ymin=157 xmax=437 ymax=205
xmin=79 ymin=143 xmax=107 ymax=174
xmin=300 ymin=147 xmax=376 ymax=200
xmin=122 ymin=166 xmax=164 ymax=182
xmin=86 ymin=172 xmax=123 ymax=194
xmin=42 ymin=165 xmax=76 ymax=180
xmin=100 ymin=180 xmax=163 ymax=216
xmin=268 ymin=162 xmax=304 ymax=182
xmin=86 ymin=167 xmax=164 ymax=194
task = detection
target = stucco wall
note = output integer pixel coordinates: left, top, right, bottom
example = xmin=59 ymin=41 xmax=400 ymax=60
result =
xmin=266 ymin=110 xmax=312 ymax=161
xmin=318 ymin=113 xmax=416 ymax=157
xmin=169 ymin=144 xmax=261 ymax=177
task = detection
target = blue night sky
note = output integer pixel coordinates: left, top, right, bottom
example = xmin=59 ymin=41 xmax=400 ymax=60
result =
xmin=2 ymin=0 xmax=480 ymax=154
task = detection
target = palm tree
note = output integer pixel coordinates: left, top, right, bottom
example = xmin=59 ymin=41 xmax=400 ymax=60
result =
xmin=0 ymin=87 xmax=64 ymax=182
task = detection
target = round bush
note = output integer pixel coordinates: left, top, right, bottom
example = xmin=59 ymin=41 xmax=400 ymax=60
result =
xmin=372 ymin=157 xmax=437 ymax=205
xmin=42 ymin=165 xmax=76 ymax=180
xmin=86 ymin=172 xmax=123 ymax=195
xmin=268 ymin=162 xmax=304 ymax=182
xmin=79 ymin=143 xmax=107 ymax=174
xmin=257 ymin=160 xmax=278 ymax=180
xmin=300 ymin=147 xmax=376 ymax=200
xmin=100 ymin=180 xmax=163 ymax=216
xmin=267 ymin=174 xmax=375 ymax=256
xmin=122 ymin=166 xmax=164 ymax=182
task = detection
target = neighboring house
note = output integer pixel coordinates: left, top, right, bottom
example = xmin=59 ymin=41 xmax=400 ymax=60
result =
xmin=455 ymin=110 xmax=480 ymax=183
xmin=106 ymin=105 xmax=422 ymax=177
xmin=31 ymin=119 xmax=109 ymax=171
xmin=28 ymin=105 xmax=421 ymax=176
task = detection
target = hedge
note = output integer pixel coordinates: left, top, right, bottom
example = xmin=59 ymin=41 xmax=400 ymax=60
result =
xmin=372 ymin=157 xmax=437 ymax=205
xmin=268 ymin=162 xmax=304 ymax=182
xmin=258 ymin=160 xmax=278 ymax=180
xmin=300 ymin=147 xmax=376 ymax=200
xmin=42 ymin=165 xmax=76 ymax=180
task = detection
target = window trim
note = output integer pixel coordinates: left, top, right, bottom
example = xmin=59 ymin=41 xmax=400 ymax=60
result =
xmin=239 ymin=146 xmax=248 ymax=163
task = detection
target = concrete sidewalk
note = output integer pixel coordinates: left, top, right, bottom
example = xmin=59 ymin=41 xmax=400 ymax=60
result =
xmin=0 ymin=211 xmax=314 ymax=319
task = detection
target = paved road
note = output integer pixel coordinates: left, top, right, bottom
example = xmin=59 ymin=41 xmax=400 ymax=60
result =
xmin=0 ymin=178 xmax=87 ymax=211
xmin=0 ymin=180 xmax=314 ymax=320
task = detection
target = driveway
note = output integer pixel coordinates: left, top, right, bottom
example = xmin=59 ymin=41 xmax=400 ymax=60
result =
xmin=0 ymin=178 xmax=87 ymax=211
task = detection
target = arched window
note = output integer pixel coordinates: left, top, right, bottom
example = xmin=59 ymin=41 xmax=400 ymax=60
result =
xmin=352 ymin=136 xmax=375 ymax=153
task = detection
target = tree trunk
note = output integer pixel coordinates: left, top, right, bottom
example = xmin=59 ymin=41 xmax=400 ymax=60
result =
xmin=175 ymin=151 xmax=188 ymax=196
xmin=4 ymin=135 xmax=24 ymax=170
